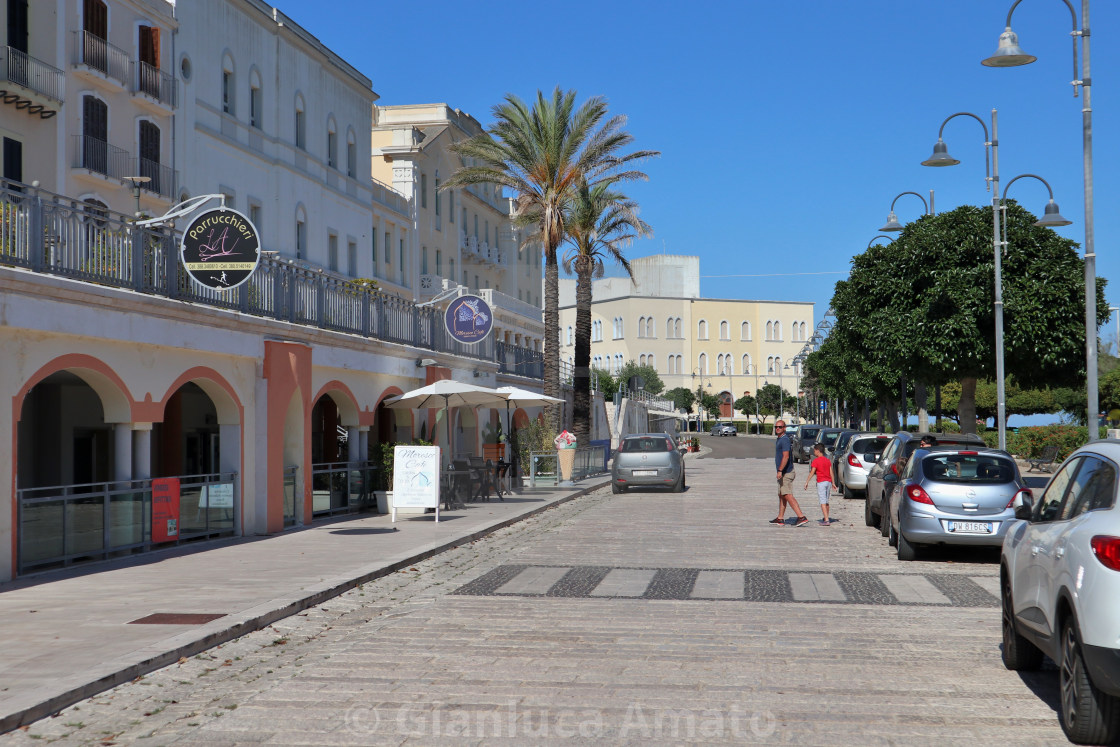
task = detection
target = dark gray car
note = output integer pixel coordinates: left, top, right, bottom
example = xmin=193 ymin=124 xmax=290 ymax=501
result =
xmin=611 ymin=433 xmax=685 ymax=493
xmin=793 ymin=424 xmax=823 ymax=464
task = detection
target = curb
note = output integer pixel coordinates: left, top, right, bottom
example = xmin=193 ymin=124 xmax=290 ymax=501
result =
xmin=0 ymin=477 xmax=610 ymax=734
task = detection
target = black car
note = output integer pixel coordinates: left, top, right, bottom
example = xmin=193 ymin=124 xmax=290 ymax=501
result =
xmin=792 ymin=424 xmax=823 ymax=464
xmin=830 ymin=429 xmax=858 ymax=487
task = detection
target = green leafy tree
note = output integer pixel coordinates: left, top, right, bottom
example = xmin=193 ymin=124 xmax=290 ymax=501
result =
xmin=562 ymin=180 xmax=652 ymax=446
xmin=829 ymin=203 xmax=1107 ymax=434
xmin=617 ymin=360 xmax=664 ymax=395
xmin=665 ymin=387 xmax=695 ymax=413
xmin=734 ymin=394 xmax=756 ymax=417
xmin=443 ymin=88 xmax=656 ymax=417
xmin=756 ymin=383 xmax=794 ymax=419
xmin=593 ymin=367 xmax=619 ymax=399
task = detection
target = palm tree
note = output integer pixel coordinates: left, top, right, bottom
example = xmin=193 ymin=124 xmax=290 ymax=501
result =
xmin=441 ymin=87 xmax=656 ymax=422
xmin=562 ymin=181 xmax=652 ymax=445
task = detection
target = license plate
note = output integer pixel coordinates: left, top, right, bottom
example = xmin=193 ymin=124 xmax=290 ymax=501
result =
xmin=633 ymin=470 xmax=657 ymax=476
xmin=947 ymin=521 xmax=993 ymax=534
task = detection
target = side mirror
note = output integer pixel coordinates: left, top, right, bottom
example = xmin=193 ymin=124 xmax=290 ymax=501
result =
xmin=1013 ymin=491 xmax=1033 ymax=521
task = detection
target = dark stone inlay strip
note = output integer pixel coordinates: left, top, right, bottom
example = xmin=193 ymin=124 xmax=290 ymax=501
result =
xmin=834 ymin=571 xmax=899 ymax=605
xmin=546 ymin=566 xmax=613 ymax=597
xmin=643 ymin=568 xmax=700 ymax=600
xmin=742 ymin=569 xmax=793 ymax=603
xmin=926 ymin=574 xmax=999 ymax=608
xmin=451 ymin=564 xmax=528 ymax=596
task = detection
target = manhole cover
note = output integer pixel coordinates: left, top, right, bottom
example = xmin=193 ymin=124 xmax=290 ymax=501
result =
xmin=127 ymin=613 xmax=226 ymax=625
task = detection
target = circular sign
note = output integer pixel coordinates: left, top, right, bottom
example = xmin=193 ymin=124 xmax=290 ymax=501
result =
xmin=444 ymin=294 xmax=493 ymax=344
xmin=179 ymin=208 xmax=261 ymax=291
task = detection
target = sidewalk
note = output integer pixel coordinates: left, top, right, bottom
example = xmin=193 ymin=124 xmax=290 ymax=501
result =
xmin=0 ymin=478 xmax=608 ymax=733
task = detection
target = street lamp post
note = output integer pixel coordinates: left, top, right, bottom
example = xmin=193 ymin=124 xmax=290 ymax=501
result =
xmin=983 ymin=0 xmax=1098 ymax=437
xmin=123 ymin=176 xmax=151 ymax=218
xmin=879 ymin=190 xmax=934 ymax=232
xmin=1111 ymin=307 xmax=1120 ymax=356
xmin=922 ymin=109 xmax=1007 ymax=448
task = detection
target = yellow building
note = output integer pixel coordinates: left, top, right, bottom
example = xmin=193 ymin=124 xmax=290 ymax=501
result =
xmin=558 ymin=255 xmax=814 ymax=422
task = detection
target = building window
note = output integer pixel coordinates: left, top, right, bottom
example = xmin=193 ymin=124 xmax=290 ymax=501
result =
xmin=384 ymin=231 xmax=391 ymax=265
xmin=720 ymin=320 xmax=730 ymax=340
xmin=138 ymin=120 xmax=161 ymax=190
xmin=328 ymin=233 xmax=338 ymax=272
xmin=448 ymin=191 xmax=454 ymax=222
xmin=249 ymin=77 xmax=261 ymax=129
xmin=741 ymin=321 xmax=751 ymax=340
xmin=698 ymin=320 xmax=708 ymax=340
xmin=347 ymin=132 xmax=356 ymax=178
xmin=248 ymin=202 xmax=261 ymax=231
xmin=775 ymin=321 xmax=782 ymax=340
xmin=421 ymin=246 xmax=428 ymax=275
xmin=766 ymin=321 xmax=773 ymax=341
xmin=448 ymin=258 xmax=455 ymax=281
xmin=421 ymin=173 xmax=427 ymax=209
xmin=698 ymin=353 xmax=708 ymax=374
xmin=222 ymin=69 xmax=233 ymax=114
xmin=473 ymin=214 xmax=478 ymax=238
xmin=743 ymin=354 xmax=751 ymax=375
xmin=327 ymin=120 xmax=337 ymax=169
xmin=295 ymin=216 xmax=306 ymax=260
xmin=295 ymin=97 xmax=306 ymax=150
xmin=646 ymin=318 xmax=655 ymax=337
xmin=566 ymin=326 xmax=573 ymax=345
xmin=434 ymin=179 xmax=441 ymax=216
xmin=435 ymin=249 xmax=442 ymax=275
xmin=371 ymin=229 xmax=377 ymax=264
xmin=399 ymin=239 xmax=404 ymax=275
xmin=347 ymin=240 xmax=357 ymax=277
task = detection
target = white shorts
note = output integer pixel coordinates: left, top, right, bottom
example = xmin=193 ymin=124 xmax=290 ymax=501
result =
xmin=816 ymin=481 xmax=830 ymax=505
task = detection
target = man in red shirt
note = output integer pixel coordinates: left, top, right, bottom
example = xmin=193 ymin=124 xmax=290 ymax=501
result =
xmin=804 ymin=443 xmax=832 ymax=526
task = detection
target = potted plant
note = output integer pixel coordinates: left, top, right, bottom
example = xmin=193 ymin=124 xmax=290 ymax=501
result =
xmin=689 ymin=436 xmax=700 ymax=452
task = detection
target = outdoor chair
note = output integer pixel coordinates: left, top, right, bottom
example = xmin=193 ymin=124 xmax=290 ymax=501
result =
xmin=1027 ymin=445 xmax=1060 ymax=473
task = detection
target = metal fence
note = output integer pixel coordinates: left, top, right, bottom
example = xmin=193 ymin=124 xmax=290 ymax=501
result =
xmin=16 ymin=472 xmax=237 ymax=574
xmin=2 ymin=44 xmax=65 ymax=102
xmin=310 ymin=461 xmax=377 ymax=517
xmin=0 ymin=178 xmax=543 ymax=374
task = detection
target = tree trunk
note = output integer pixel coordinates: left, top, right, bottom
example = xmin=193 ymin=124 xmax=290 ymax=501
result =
xmin=572 ymin=260 xmax=592 ymax=446
xmin=884 ymin=397 xmax=900 ymax=432
xmin=958 ymin=377 xmax=978 ymax=435
xmin=543 ymin=243 xmax=561 ymax=427
xmin=916 ymin=382 xmax=929 ymax=432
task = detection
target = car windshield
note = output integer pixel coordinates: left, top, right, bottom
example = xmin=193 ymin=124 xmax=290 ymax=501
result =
xmin=821 ymin=431 xmax=840 ymax=445
xmin=620 ymin=437 xmax=672 ymax=453
xmin=923 ymin=454 xmax=1015 ymax=483
xmin=852 ymin=437 xmax=889 ymax=454
xmin=801 ymin=428 xmax=820 ymax=440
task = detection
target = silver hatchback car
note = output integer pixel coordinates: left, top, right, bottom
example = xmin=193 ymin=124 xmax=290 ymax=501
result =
xmin=885 ymin=446 xmax=1030 ymax=561
xmin=1001 ymin=442 xmax=1120 ymax=744
xmin=611 ymin=433 xmax=685 ymax=493
xmin=837 ymin=433 xmax=891 ymax=499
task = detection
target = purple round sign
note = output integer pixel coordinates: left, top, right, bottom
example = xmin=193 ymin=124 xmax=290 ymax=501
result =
xmin=444 ymin=294 xmax=493 ymax=344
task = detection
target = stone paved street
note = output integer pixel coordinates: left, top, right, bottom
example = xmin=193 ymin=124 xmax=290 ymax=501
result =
xmin=0 ymin=448 xmax=1072 ymax=745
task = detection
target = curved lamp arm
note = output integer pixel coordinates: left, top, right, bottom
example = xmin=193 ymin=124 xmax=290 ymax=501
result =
xmin=890 ymin=191 xmax=930 ymax=215
xmin=868 ymin=235 xmax=893 ymax=248
xmin=1002 ymin=173 xmax=1056 ymax=201
xmin=930 ymin=112 xmax=992 ymax=190
xmin=1002 ymin=0 xmax=1080 ymax=94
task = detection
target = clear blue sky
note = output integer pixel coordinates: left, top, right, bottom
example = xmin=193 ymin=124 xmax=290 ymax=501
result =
xmin=276 ymin=0 xmax=1118 ymax=351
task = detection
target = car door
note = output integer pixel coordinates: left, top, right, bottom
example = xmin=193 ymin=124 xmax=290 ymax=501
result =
xmin=868 ymin=438 xmax=899 ymax=513
xmin=1012 ymin=457 xmax=1081 ymax=638
xmin=1035 ymin=456 xmax=1116 ymax=638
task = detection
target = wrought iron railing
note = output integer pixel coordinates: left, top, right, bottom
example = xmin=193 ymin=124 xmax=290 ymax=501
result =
xmin=2 ymin=44 xmax=64 ymax=102
xmin=73 ymin=135 xmax=130 ymax=179
xmin=371 ymin=177 xmax=409 ymax=216
xmin=134 ymin=156 xmax=176 ymax=198
xmin=16 ymin=472 xmax=236 ymax=574
xmin=71 ymin=30 xmax=130 ymax=86
xmin=0 ymin=178 xmax=541 ymax=375
xmin=133 ymin=59 xmax=176 ymax=106
xmin=310 ymin=460 xmax=377 ymax=516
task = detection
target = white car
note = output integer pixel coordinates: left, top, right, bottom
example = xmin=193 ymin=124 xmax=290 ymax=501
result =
xmin=837 ymin=433 xmax=890 ymax=499
xmin=1000 ymin=441 xmax=1120 ymax=744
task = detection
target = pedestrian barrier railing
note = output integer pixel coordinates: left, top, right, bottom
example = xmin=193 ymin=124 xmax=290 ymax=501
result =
xmin=16 ymin=471 xmax=237 ymax=574
xmin=618 ymin=385 xmax=674 ymax=412
xmin=0 ymin=178 xmax=542 ymax=377
xmin=310 ymin=460 xmax=377 ymax=517
xmin=570 ymin=446 xmax=608 ymax=481
xmin=527 ymin=447 xmax=606 ymax=486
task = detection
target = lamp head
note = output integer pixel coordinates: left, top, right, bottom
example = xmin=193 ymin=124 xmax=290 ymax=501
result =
xmin=982 ymin=27 xmax=1036 ymax=67
xmin=1034 ymin=199 xmax=1073 ymax=227
xmin=879 ymin=211 xmax=904 ymax=232
xmin=921 ymin=139 xmax=960 ymax=167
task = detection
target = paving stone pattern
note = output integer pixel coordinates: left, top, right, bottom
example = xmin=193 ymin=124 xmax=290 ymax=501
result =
xmin=0 ymin=452 xmax=1072 ymax=745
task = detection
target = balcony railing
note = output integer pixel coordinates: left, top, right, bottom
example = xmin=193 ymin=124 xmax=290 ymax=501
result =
xmin=71 ymin=30 xmax=130 ymax=86
xmin=0 ymin=178 xmax=542 ymax=377
xmin=72 ymin=135 xmax=130 ymax=179
xmin=372 ymin=178 xmax=409 ymax=216
xmin=133 ymin=60 xmax=176 ymax=107
xmin=134 ymin=156 xmax=176 ymax=198
xmin=478 ymin=288 xmax=542 ymax=323
xmin=1 ymin=45 xmax=64 ymax=104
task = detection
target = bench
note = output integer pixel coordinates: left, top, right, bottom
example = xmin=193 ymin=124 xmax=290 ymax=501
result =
xmin=1027 ymin=445 xmax=1060 ymax=473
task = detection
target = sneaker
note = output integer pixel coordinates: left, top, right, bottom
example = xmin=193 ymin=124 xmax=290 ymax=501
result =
xmin=768 ymin=517 xmax=785 ymax=525
xmin=795 ymin=516 xmax=810 ymax=527
xmin=818 ymin=519 xmax=830 ymax=526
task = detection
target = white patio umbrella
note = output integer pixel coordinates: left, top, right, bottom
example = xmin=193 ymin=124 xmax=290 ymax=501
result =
xmin=383 ymin=379 xmax=511 ymax=465
xmin=495 ymin=386 xmax=565 ymax=476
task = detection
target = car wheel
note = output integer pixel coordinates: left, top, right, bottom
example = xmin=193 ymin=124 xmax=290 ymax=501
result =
xmin=896 ymin=529 xmax=918 ymax=561
xmin=611 ymin=482 xmax=621 ymax=494
xmin=888 ymin=520 xmax=898 ymax=548
xmin=1059 ymin=615 xmax=1120 ymax=744
xmin=880 ymin=501 xmax=891 ymax=537
xmin=864 ymin=497 xmax=876 ymax=527
xmin=673 ymin=472 xmax=685 ymax=493
xmin=843 ymin=484 xmax=854 ymax=500
xmin=1000 ymin=578 xmax=1042 ymax=671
